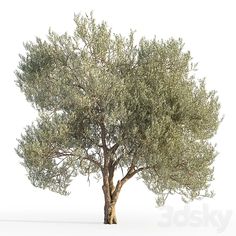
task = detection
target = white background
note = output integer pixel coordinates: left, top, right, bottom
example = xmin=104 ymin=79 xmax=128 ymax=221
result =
xmin=0 ymin=0 xmax=235 ymax=235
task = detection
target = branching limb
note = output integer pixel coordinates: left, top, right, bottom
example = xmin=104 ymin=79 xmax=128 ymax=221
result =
xmin=100 ymin=122 xmax=108 ymax=153
xmin=113 ymin=162 xmax=159 ymax=196
xmin=112 ymin=155 xmax=122 ymax=169
xmin=120 ymin=166 xmax=145 ymax=185
xmin=110 ymin=143 xmax=119 ymax=154
xmin=82 ymin=153 xmax=103 ymax=170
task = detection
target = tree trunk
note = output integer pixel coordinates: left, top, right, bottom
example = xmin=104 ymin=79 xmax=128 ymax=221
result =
xmin=104 ymin=201 xmax=117 ymax=224
xmin=102 ymin=183 xmax=120 ymax=224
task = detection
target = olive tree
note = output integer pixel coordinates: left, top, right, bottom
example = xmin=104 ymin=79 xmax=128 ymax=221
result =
xmin=15 ymin=13 xmax=221 ymax=224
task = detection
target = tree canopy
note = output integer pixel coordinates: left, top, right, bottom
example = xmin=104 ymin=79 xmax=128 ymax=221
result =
xmin=15 ymin=13 xmax=221 ymax=223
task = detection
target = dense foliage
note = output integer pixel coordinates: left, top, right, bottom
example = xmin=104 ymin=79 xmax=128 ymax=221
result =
xmin=16 ymin=13 xmax=221 ymax=213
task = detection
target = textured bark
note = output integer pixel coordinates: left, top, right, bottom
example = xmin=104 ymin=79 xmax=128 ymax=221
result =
xmin=104 ymin=200 xmax=117 ymax=224
xmin=102 ymin=163 xmax=122 ymax=224
xmin=99 ymin=121 xmax=136 ymax=224
xmin=101 ymin=156 xmax=144 ymax=224
xmin=102 ymin=177 xmax=121 ymax=224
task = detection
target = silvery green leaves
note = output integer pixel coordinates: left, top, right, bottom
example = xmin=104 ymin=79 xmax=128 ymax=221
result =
xmin=15 ymin=13 xmax=221 ymax=205
xmin=16 ymin=113 xmax=77 ymax=194
xmin=16 ymin=113 xmax=95 ymax=195
xmin=140 ymin=138 xmax=217 ymax=206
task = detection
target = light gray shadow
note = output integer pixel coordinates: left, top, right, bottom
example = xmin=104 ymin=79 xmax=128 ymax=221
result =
xmin=0 ymin=219 xmax=101 ymax=225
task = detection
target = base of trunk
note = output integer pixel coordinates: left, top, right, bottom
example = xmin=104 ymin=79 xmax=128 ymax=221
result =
xmin=104 ymin=204 xmax=117 ymax=224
